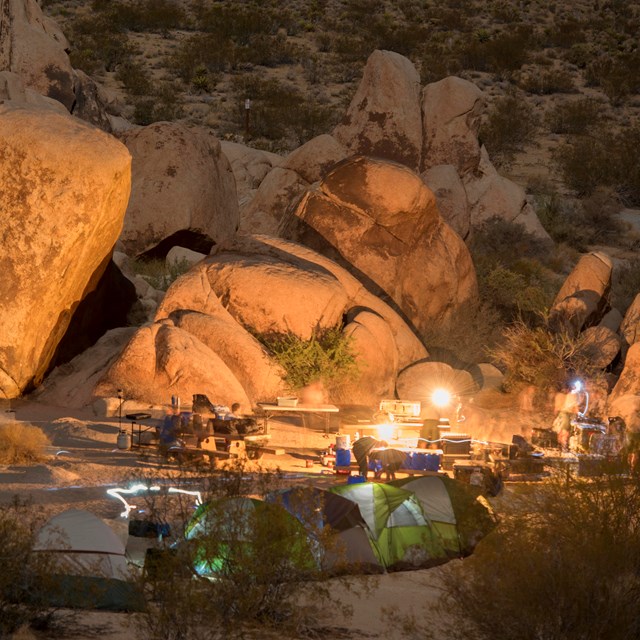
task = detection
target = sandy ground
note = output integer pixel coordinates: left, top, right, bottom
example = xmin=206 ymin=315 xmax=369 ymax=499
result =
xmin=0 ymin=400 xmax=466 ymax=640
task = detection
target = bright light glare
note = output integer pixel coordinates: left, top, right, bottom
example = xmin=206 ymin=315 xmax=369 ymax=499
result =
xmin=572 ymin=380 xmax=583 ymax=392
xmin=376 ymin=423 xmax=395 ymax=441
xmin=432 ymin=388 xmax=452 ymax=408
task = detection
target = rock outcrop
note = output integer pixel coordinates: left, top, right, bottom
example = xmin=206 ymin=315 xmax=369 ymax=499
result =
xmin=282 ymin=156 xmax=478 ymax=339
xmin=422 ymin=164 xmax=470 ymax=239
xmin=239 ymin=134 xmax=347 ymax=235
xmin=118 ymin=122 xmax=239 ymax=256
xmin=96 ymin=235 xmax=429 ymax=407
xmin=421 ymin=76 xmax=484 ymax=175
xmin=333 ymin=50 xmax=423 ymax=170
xmin=0 ymin=104 xmax=131 ymax=398
xmin=0 ymin=0 xmax=75 ymax=110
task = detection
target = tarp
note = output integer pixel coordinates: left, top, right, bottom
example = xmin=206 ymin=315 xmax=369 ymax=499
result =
xmin=34 ymin=509 xmax=144 ymax=612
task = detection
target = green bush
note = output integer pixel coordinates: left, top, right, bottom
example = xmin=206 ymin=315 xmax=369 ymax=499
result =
xmin=0 ymin=422 xmax=49 ymax=465
xmin=479 ymin=90 xmax=538 ymax=165
xmin=436 ymin=474 xmax=640 ymax=640
xmin=116 ymin=60 xmax=152 ymax=96
xmin=469 ymin=217 xmax=565 ymax=323
xmin=131 ymin=257 xmax=191 ymax=291
xmin=257 ymin=327 xmax=358 ymax=392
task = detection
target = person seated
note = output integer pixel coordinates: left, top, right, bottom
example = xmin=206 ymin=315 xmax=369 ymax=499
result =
xmin=224 ymin=402 xmax=242 ymax=420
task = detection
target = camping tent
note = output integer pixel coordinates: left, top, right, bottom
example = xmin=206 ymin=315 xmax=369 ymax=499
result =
xmin=330 ymin=483 xmax=446 ymax=570
xmin=184 ymin=496 xmax=315 ymax=577
xmin=390 ymin=475 xmax=495 ymax=555
xmin=34 ymin=509 xmax=144 ymax=611
xmin=266 ymin=486 xmax=383 ymax=573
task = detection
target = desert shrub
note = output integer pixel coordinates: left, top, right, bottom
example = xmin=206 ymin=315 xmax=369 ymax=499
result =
xmin=586 ymin=51 xmax=640 ymax=105
xmin=0 ymin=500 xmax=65 ymax=635
xmin=469 ymin=217 xmax=560 ymax=321
xmin=422 ymin=300 xmax=503 ymax=365
xmin=491 ymin=315 xmax=602 ymax=392
xmin=257 ymin=327 xmax=357 ymax=392
xmin=436 ymin=474 xmax=640 ymax=640
xmin=0 ymin=422 xmax=49 ymax=465
xmin=555 ymin=125 xmax=640 ymax=205
xmin=543 ymin=18 xmax=587 ymax=48
xmin=68 ymin=15 xmax=134 ymax=73
xmin=534 ymin=188 xmax=622 ymax=250
xmin=133 ymin=464 xmax=353 ymax=640
xmin=460 ymin=26 xmax=533 ymax=76
xmin=228 ymin=75 xmax=338 ymax=149
xmin=612 ymin=258 xmax=640 ymax=313
xmin=545 ymin=97 xmax=602 ymax=134
xmin=116 ymin=60 xmax=152 ymax=96
xmin=479 ymin=90 xmax=538 ymax=165
xmin=518 ymin=67 xmax=576 ymax=94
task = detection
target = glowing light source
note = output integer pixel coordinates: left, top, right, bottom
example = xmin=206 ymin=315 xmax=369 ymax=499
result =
xmin=432 ymin=388 xmax=452 ymax=408
xmin=376 ymin=423 xmax=395 ymax=441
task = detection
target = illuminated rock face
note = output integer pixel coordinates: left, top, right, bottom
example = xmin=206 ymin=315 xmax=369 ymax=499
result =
xmin=96 ymin=236 xmax=429 ymax=407
xmin=0 ymin=104 xmax=131 ymax=399
xmin=118 ymin=122 xmax=239 ymax=257
xmin=333 ymin=50 xmax=423 ymax=170
xmin=0 ymin=0 xmax=75 ymax=109
xmin=285 ymin=156 xmax=478 ymax=340
xmin=239 ymin=134 xmax=348 ymax=236
xmin=550 ymin=251 xmax=613 ymax=334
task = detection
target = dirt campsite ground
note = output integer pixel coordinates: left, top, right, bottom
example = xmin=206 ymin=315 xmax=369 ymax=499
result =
xmin=0 ymin=398 xmax=526 ymax=640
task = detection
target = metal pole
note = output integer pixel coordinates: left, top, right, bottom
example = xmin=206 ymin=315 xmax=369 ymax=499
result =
xmin=117 ymin=389 xmax=123 ymax=430
xmin=244 ymin=98 xmax=251 ymax=137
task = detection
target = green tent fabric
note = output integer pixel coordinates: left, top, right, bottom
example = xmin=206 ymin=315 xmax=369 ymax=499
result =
xmin=390 ymin=474 xmax=495 ymax=556
xmin=330 ymin=483 xmax=446 ymax=570
xmin=185 ymin=496 xmax=315 ymax=577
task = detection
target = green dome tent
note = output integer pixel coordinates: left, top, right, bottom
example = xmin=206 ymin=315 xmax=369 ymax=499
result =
xmin=184 ymin=496 xmax=316 ymax=577
xmin=390 ymin=474 xmax=495 ymax=556
xmin=330 ymin=483 xmax=447 ymax=570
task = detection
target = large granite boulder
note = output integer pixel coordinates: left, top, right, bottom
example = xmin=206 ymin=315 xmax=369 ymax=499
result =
xmin=0 ymin=70 xmax=67 ymax=112
xmin=0 ymin=104 xmax=131 ymax=398
xmin=421 ymin=76 xmax=484 ymax=175
xmin=240 ymin=134 xmax=347 ymax=235
xmin=221 ymin=140 xmax=282 ymax=209
xmin=610 ymin=342 xmax=640 ymax=400
xmin=333 ymin=50 xmax=423 ymax=170
xmin=620 ymin=294 xmax=640 ymax=347
xmin=576 ymin=325 xmax=622 ymax=369
xmin=464 ymin=146 xmax=551 ymax=239
xmin=283 ymin=156 xmax=478 ymax=339
xmin=0 ymin=0 xmax=75 ymax=110
xmin=550 ymin=251 xmax=613 ymax=333
xmin=118 ymin=122 xmax=238 ymax=256
xmin=422 ymin=164 xmax=470 ymax=239
xmin=97 ymin=235 xmax=429 ymax=407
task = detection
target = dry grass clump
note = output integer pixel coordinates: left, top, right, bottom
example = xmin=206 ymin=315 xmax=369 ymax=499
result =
xmin=0 ymin=423 xmax=50 ymax=465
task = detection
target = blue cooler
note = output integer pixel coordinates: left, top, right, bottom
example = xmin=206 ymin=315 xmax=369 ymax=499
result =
xmin=347 ymin=474 xmax=366 ymax=484
xmin=425 ymin=452 xmax=441 ymax=471
xmin=335 ymin=448 xmax=351 ymax=467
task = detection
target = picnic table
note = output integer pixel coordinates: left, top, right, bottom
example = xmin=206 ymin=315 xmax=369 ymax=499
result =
xmin=256 ymin=402 xmax=339 ymax=434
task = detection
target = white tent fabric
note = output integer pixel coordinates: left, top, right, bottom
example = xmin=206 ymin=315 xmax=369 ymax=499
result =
xmin=35 ymin=509 xmax=129 ymax=579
